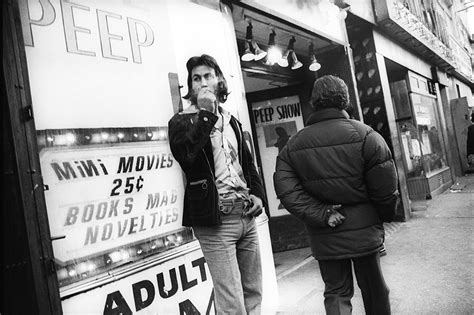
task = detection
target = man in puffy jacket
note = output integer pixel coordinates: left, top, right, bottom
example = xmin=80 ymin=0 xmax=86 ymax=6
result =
xmin=274 ymin=75 xmax=399 ymax=315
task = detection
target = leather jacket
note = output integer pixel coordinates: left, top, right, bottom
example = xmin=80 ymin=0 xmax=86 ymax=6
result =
xmin=168 ymin=108 xmax=265 ymax=226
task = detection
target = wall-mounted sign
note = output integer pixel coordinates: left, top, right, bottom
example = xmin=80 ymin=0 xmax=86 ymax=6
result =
xmin=61 ymin=247 xmax=214 ymax=314
xmin=41 ymin=141 xmax=184 ymax=262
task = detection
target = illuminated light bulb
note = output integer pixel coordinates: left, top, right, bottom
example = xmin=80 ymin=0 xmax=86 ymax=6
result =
xmin=57 ymin=268 xmax=68 ymax=280
xmin=91 ymin=133 xmax=101 ymax=143
xmin=65 ymin=133 xmax=76 ymax=145
xmin=146 ymin=132 xmax=153 ymax=139
xmin=137 ymin=248 xmax=143 ymax=254
xmin=76 ymin=262 xmax=89 ymax=274
xmin=133 ymin=133 xmax=138 ymax=138
xmin=47 ymin=136 xmax=54 ymax=142
xmin=68 ymin=269 xmax=77 ymax=277
xmin=88 ymin=263 xmax=96 ymax=271
xmin=117 ymin=132 xmax=124 ymax=139
xmin=267 ymin=46 xmax=282 ymax=65
xmin=158 ymin=130 xmax=167 ymax=140
xmin=101 ymin=132 xmax=109 ymax=140
xmin=109 ymin=251 xmax=122 ymax=263
xmin=121 ymin=250 xmax=130 ymax=260
xmin=309 ymin=56 xmax=321 ymax=71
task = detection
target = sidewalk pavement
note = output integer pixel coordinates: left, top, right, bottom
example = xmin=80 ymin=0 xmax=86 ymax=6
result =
xmin=273 ymin=174 xmax=474 ymax=314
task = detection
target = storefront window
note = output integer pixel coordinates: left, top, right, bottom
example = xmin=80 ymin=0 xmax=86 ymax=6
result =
xmin=391 ymin=76 xmax=447 ymax=178
xmin=411 ymin=93 xmax=447 ymax=175
xmin=399 ymin=121 xmax=424 ymax=177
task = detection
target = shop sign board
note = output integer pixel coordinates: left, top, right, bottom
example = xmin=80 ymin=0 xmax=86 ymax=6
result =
xmin=41 ymin=142 xmax=184 ymax=263
xmin=252 ymin=96 xmax=305 ymax=217
xmin=61 ymin=247 xmax=215 ymax=314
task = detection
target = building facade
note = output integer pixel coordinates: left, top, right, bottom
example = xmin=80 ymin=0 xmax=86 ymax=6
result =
xmin=3 ymin=0 xmax=355 ymax=313
xmin=346 ymin=0 xmax=473 ymax=219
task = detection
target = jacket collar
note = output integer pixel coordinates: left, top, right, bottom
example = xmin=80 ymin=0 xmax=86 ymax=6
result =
xmin=306 ymin=108 xmax=350 ymax=125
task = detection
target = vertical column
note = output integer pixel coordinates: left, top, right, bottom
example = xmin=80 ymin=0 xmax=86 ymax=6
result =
xmin=375 ymin=53 xmax=412 ymax=220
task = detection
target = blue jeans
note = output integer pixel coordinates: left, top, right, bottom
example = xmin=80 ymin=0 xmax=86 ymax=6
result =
xmin=193 ymin=212 xmax=262 ymax=315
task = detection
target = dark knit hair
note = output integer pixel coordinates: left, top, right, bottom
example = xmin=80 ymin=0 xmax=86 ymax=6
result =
xmin=310 ymin=75 xmax=350 ymax=111
xmin=183 ymin=54 xmax=229 ymax=104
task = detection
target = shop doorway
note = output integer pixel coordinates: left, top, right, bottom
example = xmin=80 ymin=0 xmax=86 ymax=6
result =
xmin=231 ymin=6 xmax=358 ymax=252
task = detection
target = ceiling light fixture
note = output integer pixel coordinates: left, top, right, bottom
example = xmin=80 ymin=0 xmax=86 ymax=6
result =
xmin=266 ymin=29 xmax=281 ymax=65
xmin=289 ymin=36 xmax=302 ymax=70
xmin=278 ymin=36 xmax=296 ymax=67
xmin=308 ymin=42 xmax=321 ymax=71
xmin=241 ymin=21 xmax=256 ymax=61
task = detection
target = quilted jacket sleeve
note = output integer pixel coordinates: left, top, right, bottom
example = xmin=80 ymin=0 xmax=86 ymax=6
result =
xmin=168 ymin=110 xmax=218 ymax=170
xmin=273 ymin=145 xmax=333 ymax=227
xmin=363 ymin=130 xmax=400 ymax=222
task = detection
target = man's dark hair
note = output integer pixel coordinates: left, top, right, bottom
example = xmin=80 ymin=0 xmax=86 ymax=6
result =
xmin=183 ymin=54 xmax=229 ymax=104
xmin=310 ymin=75 xmax=350 ymax=111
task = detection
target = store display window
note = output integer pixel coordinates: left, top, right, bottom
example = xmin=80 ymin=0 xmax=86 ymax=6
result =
xmin=411 ymin=93 xmax=447 ymax=175
xmin=391 ymin=72 xmax=447 ymax=178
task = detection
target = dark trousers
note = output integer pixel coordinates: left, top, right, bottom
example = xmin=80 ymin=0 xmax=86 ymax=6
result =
xmin=317 ymin=253 xmax=390 ymax=315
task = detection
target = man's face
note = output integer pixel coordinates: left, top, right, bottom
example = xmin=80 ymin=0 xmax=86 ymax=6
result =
xmin=190 ymin=65 xmax=218 ymax=103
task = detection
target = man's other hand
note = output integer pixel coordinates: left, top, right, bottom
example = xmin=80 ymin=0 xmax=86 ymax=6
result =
xmin=245 ymin=195 xmax=263 ymax=217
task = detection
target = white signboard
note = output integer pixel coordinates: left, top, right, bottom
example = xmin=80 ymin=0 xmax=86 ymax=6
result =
xmin=61 ymin=246 xmax=215 ymax=314
xmin=252 ymin=95 xmax=305 ymax=217
xmin=20 ymin=0 xmax=176 ymax=129
xmin=41 ymin=142 xmax=184 ymax=262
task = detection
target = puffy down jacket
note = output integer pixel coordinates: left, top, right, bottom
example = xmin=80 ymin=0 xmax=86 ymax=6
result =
xmin=274 ymin=108 xmax=399 ymax=260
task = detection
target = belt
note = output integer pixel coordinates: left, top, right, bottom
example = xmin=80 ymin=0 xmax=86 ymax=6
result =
xmin=219 ymin=198 xmax=251 ymax=214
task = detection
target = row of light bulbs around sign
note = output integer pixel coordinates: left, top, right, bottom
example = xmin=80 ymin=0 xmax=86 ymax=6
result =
xmin=57 ymin=232 xmax=187 ymax=284
xmin=241 ymin=22 xmax=322 ymax=72
xmin=40 ymin=129 xmax=168 ymax=147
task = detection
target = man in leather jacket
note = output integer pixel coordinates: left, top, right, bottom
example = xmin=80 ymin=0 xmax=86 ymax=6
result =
xmin=168 ymin=54 xmax=265 ymax=314
xmin=274 ymin=75 xmax=399 ymax=315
